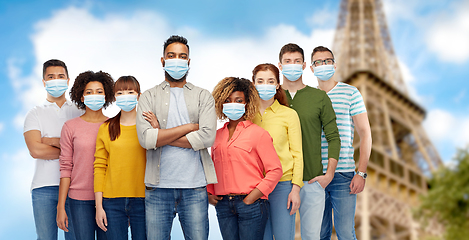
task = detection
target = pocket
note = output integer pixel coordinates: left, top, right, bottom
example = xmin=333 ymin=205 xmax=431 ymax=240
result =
xmin=338 ymin=172 xmax=354 ymax=181
xmin=316 ymin=181 xmax=325 ymax=190
xmin=233 ymin=143 xmax=252 ymax=153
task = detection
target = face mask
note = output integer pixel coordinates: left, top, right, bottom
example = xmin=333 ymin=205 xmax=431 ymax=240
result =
xmin=313 ymin=65 xmax=335 ymax=81
xmin=45 ymin=79 xmax=68 ymax=98
xmin=255 ymin=84 xmax=277 ymax=100
xmin=116 ymin=95 xmax=138 ymax=112
xmin=84 ymin=95 xmax=105 ymax=111
xmin=281 ymin=64 xmax=303 ymax=81
xmin=163 ymin=59 xmax=189 ymax=80
xmin=223 ymin=103 xmax=245 ymax=121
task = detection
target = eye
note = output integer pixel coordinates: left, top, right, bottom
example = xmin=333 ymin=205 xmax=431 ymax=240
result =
xmin=224 ymin=99 xmax=230 ymax=103
xmin=116 ymin=92 xmax=122 ymax=95
xmin=128 ymin=91 xmax=135 ymax=94
xmin=236 ymin=99 xmax=243 ymax=103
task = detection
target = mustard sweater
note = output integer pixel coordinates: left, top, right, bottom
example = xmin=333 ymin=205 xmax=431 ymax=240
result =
xmin=94 ymin=123 xmax=146 ymax=198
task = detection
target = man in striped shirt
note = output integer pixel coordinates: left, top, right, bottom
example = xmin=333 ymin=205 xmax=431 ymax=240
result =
xmin=311 ymin=46 xmax=372 ymax=240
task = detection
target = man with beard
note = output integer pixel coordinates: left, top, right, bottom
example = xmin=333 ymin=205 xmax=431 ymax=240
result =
xmin=136 ymin=35 xmax=217 ymax=240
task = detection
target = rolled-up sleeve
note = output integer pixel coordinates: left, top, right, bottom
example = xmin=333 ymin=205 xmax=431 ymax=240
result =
xmin=186 ymin=90 xmax=216 ymax=151
xmin=136 ymin=91 xmax=159 ymax=150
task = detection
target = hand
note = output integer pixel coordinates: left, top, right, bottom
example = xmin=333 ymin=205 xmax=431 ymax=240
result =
xmin=208 ymin=194 xmax=223 ymax=206
xmin=308 ymin=174 xmax=333 ymax=189
xmin=143 ymin=111 xmax=159 ymax=129
xmin=287 ymin=185 xmax=301 ymax=215
xmin=187 ymin=123 xmax=199 ymax=132
xmin=350 ymin=174 xmax=366 ymax=194
xmin=42 ymin=137 xmax=61 ymax=149
xmin=56 ymin=208 xmax=69 ymax=232
xmin=95 ymin=206 xmax=108 ymax=232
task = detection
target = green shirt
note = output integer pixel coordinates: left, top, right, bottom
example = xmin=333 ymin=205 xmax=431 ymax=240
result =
xmin=285 ymin=86 xmax=340 ymax=180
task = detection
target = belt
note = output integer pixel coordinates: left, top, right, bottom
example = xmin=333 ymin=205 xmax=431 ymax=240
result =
xmin=220 ymin=194 xmax=247 ymax=200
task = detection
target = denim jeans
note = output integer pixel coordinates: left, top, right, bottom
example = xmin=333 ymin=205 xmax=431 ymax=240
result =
xmin=145 ymin=186 xmax=209 ymax=240
xmin=299 ymin=180 xmax=325 ymax=240
xmin=32 ymin=186 xmax=76 ymax=240
xmin=215 ymin=195 xmax=269 ymax=240
xmin=103 ymin=197 xmax=146 ymax=240
xmin=69 ymin=198 xmax=107 ymax=240
xmin=320 ymin=172 xmax=357 ymax=240
xmin=263 ymin=181 xmax=296 ymax=240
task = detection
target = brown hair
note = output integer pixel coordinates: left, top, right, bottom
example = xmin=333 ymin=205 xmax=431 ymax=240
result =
xmin=251 ymin=63 xmax=288 ymax=107
xmin=311 ymin=46 xmax=334 ymax=62
xmin=279 ymin=43 xmax=304 ymax=63
xmin=212 ymin=77 xmax=259 ymax=121
xmin=105 ymin=76 xmax=141 ymax=141
xmin=43 ymin=59 xmax=68 ymax=79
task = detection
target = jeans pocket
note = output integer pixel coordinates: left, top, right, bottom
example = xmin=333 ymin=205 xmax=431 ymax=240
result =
xmin=338 ymin=172 xmax=354 ymax=181
xmin=316 ymin=181 xmax=325 ymax=190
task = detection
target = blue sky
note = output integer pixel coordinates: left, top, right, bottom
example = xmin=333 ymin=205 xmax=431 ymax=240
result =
xmin=1 ymin=0 xmax=469 ymax=239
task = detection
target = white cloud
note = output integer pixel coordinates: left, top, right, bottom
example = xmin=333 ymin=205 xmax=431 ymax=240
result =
xmin=9 ymin=6 xmax=335 ymax=120
xmin=0 ymin=122 xmax=4 ymax=134
xmin=423 ymin=109 xmax=469 ymax=153
xmin=426 ymin=1 xmax=469 ymax=63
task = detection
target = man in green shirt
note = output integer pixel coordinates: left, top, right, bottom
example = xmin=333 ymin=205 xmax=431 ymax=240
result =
xmin=279 ymin=43 xmax=341 ymax=240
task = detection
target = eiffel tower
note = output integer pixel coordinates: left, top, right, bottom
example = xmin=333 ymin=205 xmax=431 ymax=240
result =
xmin=295 ymin=0 xmax=443 ymax=239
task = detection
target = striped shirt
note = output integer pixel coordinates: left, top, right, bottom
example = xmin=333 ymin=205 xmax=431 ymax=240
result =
xmin=321 ymin=82 xmax=366 ymax=173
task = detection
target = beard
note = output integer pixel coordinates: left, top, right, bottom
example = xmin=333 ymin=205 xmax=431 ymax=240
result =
xmin=165 ymin=71 xmax=188 ymax=82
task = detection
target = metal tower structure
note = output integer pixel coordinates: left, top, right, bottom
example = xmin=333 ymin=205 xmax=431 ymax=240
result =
xmin=330 ymin=0 xmax=443 ymax=239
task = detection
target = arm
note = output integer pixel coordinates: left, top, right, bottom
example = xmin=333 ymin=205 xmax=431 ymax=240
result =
xmin=310 ymin=92 xmax=340 ymax=187
xmin=287 ymin=111 xmax=303 ymax=214
xmin=24 ymin=130 xmax=61 ymax=159
xmin=185 ymin=90 xmax=217 ymax=151
xmin=42 ymin=137 xmax=61 ymax=149
xmin=57 ymin=177 xmax=70 ymax=232
xmin=95 ymin=192 xmax=107 ymax=232
xmin=251 ymin=132 xmax=283 ymax=202
xmin=350 ymin=112 xmax=372 ymax=194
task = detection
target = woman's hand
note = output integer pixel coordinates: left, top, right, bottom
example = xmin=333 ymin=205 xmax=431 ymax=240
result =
xmin=208 ymin=194 xmax=223 ymax=206
xmin=287 ymin=184 xmax=301 ymax=215
xmin=95 ymin=206 xmax=108 ymax=232
xmin=56 ymin=207 xmax=69 ymax=232
xmin=143 ymin=111 xmax=159 ymax=129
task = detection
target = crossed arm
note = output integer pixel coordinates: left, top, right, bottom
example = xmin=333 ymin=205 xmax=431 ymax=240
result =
xmin=24 ymin=130 xmax=61 ymax=160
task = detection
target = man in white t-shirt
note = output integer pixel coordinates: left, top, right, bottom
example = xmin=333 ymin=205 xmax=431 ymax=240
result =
xmin=311 ymin=46 xmax=372 ymax=240
xmin=23 ymin=59 xmax=83 ymax=240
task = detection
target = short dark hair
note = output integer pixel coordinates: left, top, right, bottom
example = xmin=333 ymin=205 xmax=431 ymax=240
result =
xmin=70 ymin=71 xmax=115 ymax=110
xmin=163 ymin=35 xmax=189 ymax=55
xmin=279 ymin=43 xmax=304 ymax=63
xmin=311 ymin=46 xmax=334 ymax=62
xmin=43 ymin=59 xmax=68 ymax=79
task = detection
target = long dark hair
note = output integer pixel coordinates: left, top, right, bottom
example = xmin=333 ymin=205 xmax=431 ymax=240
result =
xmin=252 ymin=63 xmax=288 ymax=106
xmin=105 ymin=76 xmax=141 ymax=141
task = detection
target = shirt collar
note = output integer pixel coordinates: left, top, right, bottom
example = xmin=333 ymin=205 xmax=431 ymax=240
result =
xmin=42 ymin=99 xmax=73 ymax=107
xmin=221 ymin=120 xmax=253 ymax=130
xmin=159 ymin=81 xmax=194 ymax=90
xmin=267 ymin=99 xmax=280 ymax=113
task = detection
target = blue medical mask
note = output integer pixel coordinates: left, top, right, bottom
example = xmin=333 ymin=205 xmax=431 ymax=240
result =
xmin=163 ymin=59 xmax=189 ymax=80
xmin=255 ymin=84 xmax=277 ymax=100
xmin=313 ymin=65 xmax=335 ymax=81
xmin=116 ymin=95 xmax=138 ymax=112
xmin=223 ymin=103 xmax=246 ymax=121
xmin=45 ymin=79 xmax=68 ymax=97
xmin=281 ymin=64 xmax=303 ymax=81
xmin=84 ymin=95 xmax=105 ymax=111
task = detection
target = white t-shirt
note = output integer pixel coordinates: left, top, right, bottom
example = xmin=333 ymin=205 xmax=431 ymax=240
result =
xmin=23 ymin=100 xmax=83 ymax=190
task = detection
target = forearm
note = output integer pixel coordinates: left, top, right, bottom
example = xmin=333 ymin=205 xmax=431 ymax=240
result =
xmin=168 ymin=136 xmax=192 ymax=148
xmin=57 ymin=178 xmax=71 ymax=210
xmin=42 ymin=137 xmax=61 ymax=149
xmin=95 ymin=192 xmax=104 ymax=209
xmin=31 ymin=145 xmax=61 ymax=160
xmin=357 ymin=136 xmax=371 ymax=172
xmin=244 ymin=188 xmax=264 ymax=204
xmin=156 ymin=124 xmax=195 ymax=147
xmin=325 ymin=157 xmax=338 ymax=177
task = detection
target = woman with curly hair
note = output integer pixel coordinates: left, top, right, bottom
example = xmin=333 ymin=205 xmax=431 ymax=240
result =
xmin=251 ymin=63 xmax=303 ymax=240
xmin=94 ymin=76 xmax=147 ymax=240
xmin=57 ymin=71 xmax=114 ymax=240
xmin=207 ymin=77 xmax=283 ymax=240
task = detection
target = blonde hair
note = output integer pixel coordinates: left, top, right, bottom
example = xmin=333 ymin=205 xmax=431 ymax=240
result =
xmin=212 ymin=77 xmax=259 ymax=121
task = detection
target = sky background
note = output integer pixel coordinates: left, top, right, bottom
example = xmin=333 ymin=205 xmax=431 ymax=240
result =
xmin=1 ymin=0 xmax=469 ymax=239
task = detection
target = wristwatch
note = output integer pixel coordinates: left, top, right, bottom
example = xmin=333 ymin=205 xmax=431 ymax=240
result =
xmin=357 ymin=171 xmax=367 ymax=179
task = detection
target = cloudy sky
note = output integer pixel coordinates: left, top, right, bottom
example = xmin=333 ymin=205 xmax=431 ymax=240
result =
xmin=1 ymin=0 xmax=469 ymax=239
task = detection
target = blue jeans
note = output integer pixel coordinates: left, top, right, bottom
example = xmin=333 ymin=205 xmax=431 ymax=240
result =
xmin=215 ymin=195 xmax=269 ymax=240
xmin=145 ymin=186 xmax=209 ymax=240
xmin=32 ymin=186 xmax=76 ymax=240
xmin=320 ymin=172 xmax=357 ymax=240
xmin=103 ymin=197 xmax=146 ymax=240
xmin=263 ymin=181 xmax=296 ymax=240
xmin=299 ymin=180 xmax=325 ymax=240
xmin=69 ymin=198 xmax=107 ymax=240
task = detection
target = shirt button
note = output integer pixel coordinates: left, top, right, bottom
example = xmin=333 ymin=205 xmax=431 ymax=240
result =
xmin=165 ymin=103 xmax=168 ymax=105
xmin=163 ymin=119 xmax=166 ymax=122
xmin=290 ymin=104 xmax=293 ymax=107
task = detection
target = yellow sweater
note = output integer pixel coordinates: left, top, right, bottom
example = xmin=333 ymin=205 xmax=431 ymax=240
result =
xmin=253 ymin=100 xmax=304 ymax=187
xmin=94 ymin=123 xmax=146 ymax=198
